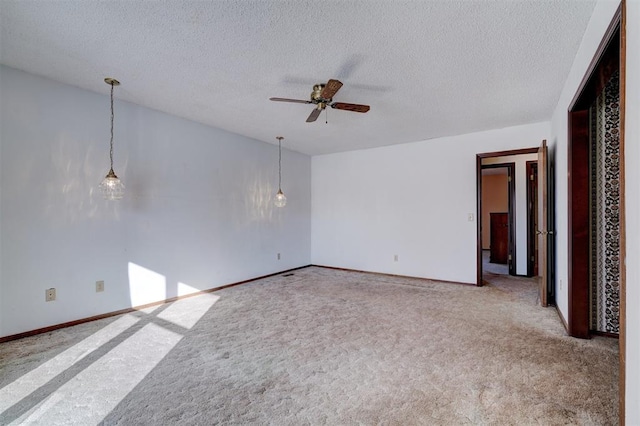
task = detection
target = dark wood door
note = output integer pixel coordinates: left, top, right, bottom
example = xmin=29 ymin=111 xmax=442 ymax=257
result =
xmin=538 ymin=140 xmax=548 ymax=307
xmin=490 ymin=212 xmax=509 ymax=264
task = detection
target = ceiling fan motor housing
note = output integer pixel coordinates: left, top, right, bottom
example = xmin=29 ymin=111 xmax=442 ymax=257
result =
xmin=311 ymin=84 xmax=331 ymax=104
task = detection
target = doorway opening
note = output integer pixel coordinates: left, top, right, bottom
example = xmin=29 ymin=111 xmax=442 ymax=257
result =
xmin=476 ymin=146 xmax=551 ymax=306
xmin=480 ymin=163 xmax=515 ymax=277
xmin=567 ymin=14 xmax=622 ymax=340
xmin=567 ymin=7 xmax=625 ymax=417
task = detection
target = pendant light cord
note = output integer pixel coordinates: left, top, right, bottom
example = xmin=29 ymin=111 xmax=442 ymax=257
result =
xmin=278 ymin=137 xmax=282 ymax=191
xmin=109 ymin=82 xmax=115 ymax=172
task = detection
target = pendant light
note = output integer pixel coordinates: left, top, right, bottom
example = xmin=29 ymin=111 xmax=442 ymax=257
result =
xmin=99 ymin=78 xmax=125 ymax=200
xmin=274 ymin=136 xmax=287 ymax=208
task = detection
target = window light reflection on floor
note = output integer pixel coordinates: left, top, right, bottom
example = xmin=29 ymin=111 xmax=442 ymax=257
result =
xmin=1 ymin=292 xmax=219 ymax=425
xmin=0 ymin=314 xmax=140 ymax=413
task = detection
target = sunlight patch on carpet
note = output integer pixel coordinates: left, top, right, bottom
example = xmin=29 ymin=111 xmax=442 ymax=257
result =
xmin=158 ymin=293 xmax=220 ymax=330
xmin=1 ymin=292 xmax=219 ymax=425
xmin=0 ymin=314 xmax=139 ymax=413
xmin=10 ymin=323 xmax=181 ymax=425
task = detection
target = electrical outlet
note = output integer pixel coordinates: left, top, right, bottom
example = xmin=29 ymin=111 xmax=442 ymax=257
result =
xmin=96 ymin=280 xmax=104 ymax=292
xmin=277 ymin=253 xmax=281 ymax=260
xmin=394 ymin=254 xmax=399 ymax=262
xmin=45 ymin=288 xmax=56 ymax=302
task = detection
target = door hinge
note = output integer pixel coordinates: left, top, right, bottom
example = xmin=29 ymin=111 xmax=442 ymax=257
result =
xmin=531 ymin=256 xmax=535 ymax=261
xmin=508 ymin=176 xmax=512 ymax=182
xmin=508 ymin=254 xmax=512 ymax=261
xmin=530 ymin=174 xmax=534 ymax=181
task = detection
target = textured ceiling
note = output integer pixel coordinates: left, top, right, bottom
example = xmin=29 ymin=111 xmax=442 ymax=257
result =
xmin=0 ymin=0 xmax=596 ymax=156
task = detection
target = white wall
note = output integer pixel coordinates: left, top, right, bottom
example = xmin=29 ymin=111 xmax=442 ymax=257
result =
xmin=0 ymin=66 xmax=311 ymax=338
xmin=483 ymin=153 xmax=538 ymax=275
xmin=624 ymin=0 xmax=640 ymax=422
xmin=311 ymin=122 xmax=549 ymax=284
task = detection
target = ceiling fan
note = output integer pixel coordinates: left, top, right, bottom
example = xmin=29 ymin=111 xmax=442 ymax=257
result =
xmin=270 ymin=79 xmax=370 ymax=123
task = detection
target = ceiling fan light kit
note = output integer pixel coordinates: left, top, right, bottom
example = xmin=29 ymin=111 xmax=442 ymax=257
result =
xmin=270 ymin=79 xmax=370 ymax=123
xmin=99 ymin=77 xmax=125 ymax=200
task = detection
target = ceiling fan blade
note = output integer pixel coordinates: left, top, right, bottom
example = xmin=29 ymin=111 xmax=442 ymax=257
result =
xmin=306 ymin=108 xmax=322 ymax=123
xmin=270 ymin=97 xmax=312 ymax=104
xmin=321 ymin=79 xmax=343 ymax=99
xmin=331 ymin=102 xmax=370 ymax=113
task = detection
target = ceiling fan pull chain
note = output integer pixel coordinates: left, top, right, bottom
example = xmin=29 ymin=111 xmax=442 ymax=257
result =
xmin=325 ymin=108 xmax=328 ymax=124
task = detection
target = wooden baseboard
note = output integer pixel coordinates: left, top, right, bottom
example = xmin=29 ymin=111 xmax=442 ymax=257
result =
xmin=311 ymin=264 xmax=476 ymax=286
xmin=1 ymin=264 xmax=545 ymax=343
xmin=590 ymin=330 xmax=620 ymax=339
xmin=0 ymin=265 xmax=311 ymax=344
xmin=553 ymin=304 xmax=619 ymax=340
xmin=555 ymin=305 xmax=569 ymax=332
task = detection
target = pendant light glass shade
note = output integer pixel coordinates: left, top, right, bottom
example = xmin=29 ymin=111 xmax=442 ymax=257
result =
xmin=274 ymin=189 xmax=287 ymax=208
xmin=100 ymin=77 xmax=124 ymax=200
xmin=100 ymin=169 xmax=125 ymax=200
xmin=274 ymin=136 xmax=286 ymax=207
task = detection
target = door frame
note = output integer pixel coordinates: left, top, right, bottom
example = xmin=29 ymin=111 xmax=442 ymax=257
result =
xmin=567 ymin=9 xmax=621 ymax=340
xmin=476 ymin=148 xmax=539 ymax=286
xmin=526 ymin=161 xmax=538 ymax=277
xmin=566 ymin=5 xmax=625 ymax=420
xmin=538 ymin=140 xmax=550 ymax=307
xmin=481 ymin=163 xmax=516 ymax=275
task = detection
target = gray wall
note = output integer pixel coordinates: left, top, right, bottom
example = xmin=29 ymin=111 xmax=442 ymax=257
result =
xmin=0 ymin=66 xmax=311 ymax=337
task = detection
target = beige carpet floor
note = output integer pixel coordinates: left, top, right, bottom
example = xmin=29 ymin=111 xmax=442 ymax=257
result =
xmin=482 ymin=250 xmax=509 ymax=276
xmin=0 ymin=266 xmax=619 ymax=425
